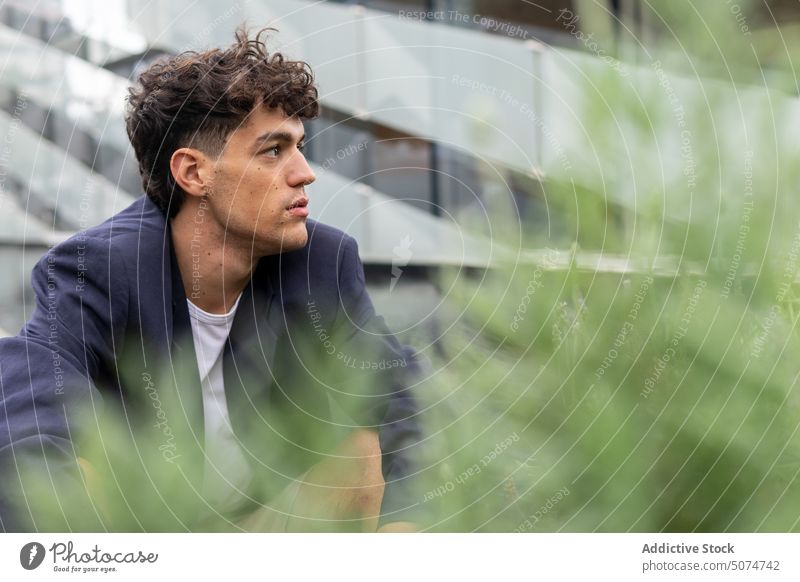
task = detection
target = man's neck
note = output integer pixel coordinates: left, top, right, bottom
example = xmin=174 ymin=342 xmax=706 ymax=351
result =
xmin=170 ymin=198 xmax=258 ymax=314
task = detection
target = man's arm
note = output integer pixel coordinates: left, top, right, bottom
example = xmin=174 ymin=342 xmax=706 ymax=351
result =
xmin=0 ymin=236 xmax=126 ymax=530
xmin=0 ymin=337 xmax=100 ymax=531
xmin=330 ymin=236 xmax=427 ymax=528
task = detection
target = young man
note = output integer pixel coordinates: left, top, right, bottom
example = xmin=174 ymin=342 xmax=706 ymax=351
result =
xmin=0 ymin=28 xmax=422 ymax=532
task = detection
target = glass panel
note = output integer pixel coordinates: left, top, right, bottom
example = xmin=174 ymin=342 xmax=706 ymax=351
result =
xmin=124 ymin=0 xmax=541 ymax=177
xmin=0 ymin=22 xmax=132 ymax=155
xmin=370 ymin=135 xmax=431 ymax=211
xmin=0 ymin=109 xmax=135 ymax=229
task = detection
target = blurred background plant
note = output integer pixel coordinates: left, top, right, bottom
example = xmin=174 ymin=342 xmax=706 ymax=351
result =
xmin=408 ymin=0 xmax=800 ymax=532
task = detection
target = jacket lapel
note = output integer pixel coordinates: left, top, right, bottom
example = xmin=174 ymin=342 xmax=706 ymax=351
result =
xmin=222 ymin=255 xmax=280 ymax=459
xmin=167 ymin=229 xmax=206 ymax=453
xmin=139 ymin=220 xmax=207 ymax=490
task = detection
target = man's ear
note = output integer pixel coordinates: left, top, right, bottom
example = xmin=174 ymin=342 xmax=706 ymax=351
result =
xmin=170 ymin=148 xmax=212 ymax=198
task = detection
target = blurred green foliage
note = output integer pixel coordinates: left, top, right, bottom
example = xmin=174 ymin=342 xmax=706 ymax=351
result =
xmin=410 ymin=0 xmax=800 ymax=532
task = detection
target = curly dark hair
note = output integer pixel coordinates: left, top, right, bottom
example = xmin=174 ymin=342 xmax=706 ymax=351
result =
xmin=125 ymin=26 xmax=319 ymax=217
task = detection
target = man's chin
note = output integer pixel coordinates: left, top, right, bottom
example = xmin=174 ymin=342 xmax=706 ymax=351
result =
xmin=252 ymin=224 xmax=308 ymax=256
xmin=278 ymin=226 xmax=309 ymax=252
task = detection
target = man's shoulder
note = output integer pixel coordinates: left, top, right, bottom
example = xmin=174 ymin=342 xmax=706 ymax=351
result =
xmin=306 ymin=220 xmax=357 ymax=252
xmin=269 ymin=221 xmax=362 ymax=310
xmin=276 ymin=219 xmax=358 ymax=272
xmin=46 ymin=196 xmax=163 ymax=260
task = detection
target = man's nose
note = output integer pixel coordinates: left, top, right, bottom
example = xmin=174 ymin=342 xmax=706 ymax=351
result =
xmin=289 ymin=150 xmax=316 ymax=188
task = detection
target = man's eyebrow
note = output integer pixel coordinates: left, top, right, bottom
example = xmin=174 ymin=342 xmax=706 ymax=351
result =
xmin=252 ymin=131 xmax=305 ymax=145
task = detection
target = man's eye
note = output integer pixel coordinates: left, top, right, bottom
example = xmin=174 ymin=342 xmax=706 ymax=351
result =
xmin=297 ymin=143 xmax=306 ymax=154
xmin=263 ymin=145 xmax=280 ymax=157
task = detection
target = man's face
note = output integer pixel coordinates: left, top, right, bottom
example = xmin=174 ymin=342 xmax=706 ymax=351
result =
xmin=204 ymin=105 xmax=315 ymax=256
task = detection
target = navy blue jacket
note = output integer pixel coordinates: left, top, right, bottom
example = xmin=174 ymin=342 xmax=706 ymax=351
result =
xmin=0 ymin=196 xmax=422 ymax=531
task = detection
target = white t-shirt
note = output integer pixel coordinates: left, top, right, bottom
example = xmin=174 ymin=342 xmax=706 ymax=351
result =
xmin=187 ymin=294 xmax=253 ymax=512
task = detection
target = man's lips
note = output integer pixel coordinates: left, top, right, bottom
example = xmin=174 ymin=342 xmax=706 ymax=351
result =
xmin=287 ymin=197 xmax=309 ymax=218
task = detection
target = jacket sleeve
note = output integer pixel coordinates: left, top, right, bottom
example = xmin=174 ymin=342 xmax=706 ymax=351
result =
xmin=331 ymin=236 xmax=426 ymax=526
xmin=0 ymin=235 xmax=127 ymax=530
